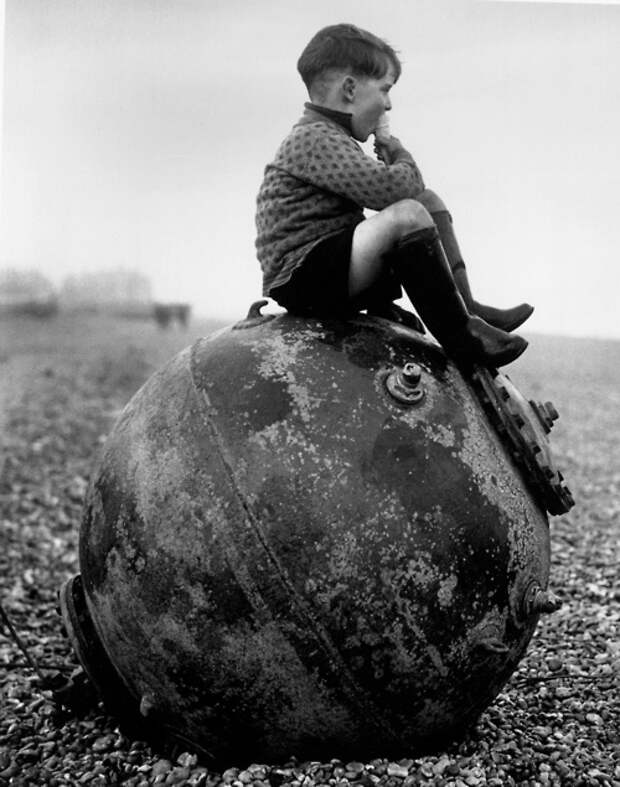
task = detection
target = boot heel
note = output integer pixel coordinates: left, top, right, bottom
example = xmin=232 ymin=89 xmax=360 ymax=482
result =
xmin=462 ymin=317 xmax=528 ymax=366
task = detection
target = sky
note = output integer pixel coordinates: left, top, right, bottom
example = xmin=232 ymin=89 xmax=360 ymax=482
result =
xmin=1 ymin=0 xmax=619 ymax=338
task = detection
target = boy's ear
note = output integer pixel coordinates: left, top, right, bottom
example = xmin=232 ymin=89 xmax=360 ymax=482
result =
xmin=342 ymin=74 xmax=356 ymax=103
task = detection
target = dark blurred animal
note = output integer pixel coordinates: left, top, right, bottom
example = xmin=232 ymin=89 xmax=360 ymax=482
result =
xmin=153 ymin=302 xmax=191 ymax=329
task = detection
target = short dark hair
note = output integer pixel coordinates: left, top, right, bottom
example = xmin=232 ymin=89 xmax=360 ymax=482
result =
xmin=297 ymin=24 xmax=401 ymax=91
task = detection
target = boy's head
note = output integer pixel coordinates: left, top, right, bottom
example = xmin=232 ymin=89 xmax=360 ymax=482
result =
xmin=297 ymin=24 xmax=401 ymax=98
xmin=298 ymin=24 xmax=401 ymax=142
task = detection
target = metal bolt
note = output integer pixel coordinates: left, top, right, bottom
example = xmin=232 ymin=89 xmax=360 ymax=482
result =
xmin=529 ymin=399 xmax=560 ymax=434
xmin=385 ymin=364 xmax=425 ymax=405
xmin=523 ymin=582 xmax=562 ymax=617
xmin=401 ymin=362 xmax=422 ymax=387
xmin=544 ymin=401 xmax=559 ymax=422
xmin=532 ymin=588 xmax=562 ymax=614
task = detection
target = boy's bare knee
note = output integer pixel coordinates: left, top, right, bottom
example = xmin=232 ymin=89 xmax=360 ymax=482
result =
xmin=388 ymin=198 xmax=434 ymax=236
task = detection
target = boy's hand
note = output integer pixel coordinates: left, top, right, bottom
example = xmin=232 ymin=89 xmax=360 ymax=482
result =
xmin=374 ymin=135 xmax=411 ymax=165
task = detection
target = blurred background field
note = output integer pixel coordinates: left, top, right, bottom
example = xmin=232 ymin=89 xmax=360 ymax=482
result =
xmin=0 ymin=312 xmax=618 ymax=785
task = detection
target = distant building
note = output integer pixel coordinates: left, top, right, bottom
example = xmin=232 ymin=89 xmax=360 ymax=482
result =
xmin=60 ymin=269 xmax=153 ymax=316
xmin=0 ymin=268 xmax=58 ymax=317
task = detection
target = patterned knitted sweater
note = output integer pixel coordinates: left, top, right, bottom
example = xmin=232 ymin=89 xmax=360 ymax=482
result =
xmin=255 ymin=105 xmax=426 ymax=296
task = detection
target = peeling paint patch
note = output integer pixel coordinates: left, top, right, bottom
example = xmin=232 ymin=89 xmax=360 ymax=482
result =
xmin=437 ymin=573 xmax=458 ymax=608
xmin=422 ymin=422 xmax=457 ymax=448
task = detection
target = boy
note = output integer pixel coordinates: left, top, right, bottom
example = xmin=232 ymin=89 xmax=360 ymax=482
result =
xmin=255 ymin=24 xmax=533 ymax=367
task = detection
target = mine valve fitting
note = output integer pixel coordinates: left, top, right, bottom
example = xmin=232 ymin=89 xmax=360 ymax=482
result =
xmin=402 ymin=362 xmax=422 ymax=386
xmin=385 ymin=363 xmax=425 ymax=405
xmin=522 ymin=582 xmax=563 ymax=617
xmin=531 ymin=588 xmax=562 ymax=614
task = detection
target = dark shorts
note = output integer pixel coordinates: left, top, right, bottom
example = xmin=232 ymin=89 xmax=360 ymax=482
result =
xmin=271 ymin=227 xmax=403 ymax=317
xmin=270 ymin=227 xmax=356 ymax=317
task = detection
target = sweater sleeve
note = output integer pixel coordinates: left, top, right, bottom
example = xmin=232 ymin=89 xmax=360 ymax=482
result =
xmin=282 ymin=123 xmax=426 ymax=210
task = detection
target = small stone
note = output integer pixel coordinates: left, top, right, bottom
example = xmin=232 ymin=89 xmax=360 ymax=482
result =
xmin=223 ymin=768 xmax=240 ymax=784
xmin=345 ymin=762 xmax=364 ymax=778
xmin=547 ymin=656 xmax=563 ymax=671
xmin=369 ymin=760 xmax=387 ymax=776
xmin=177 ymin=752 xmax=199 ymax=768
xmin=387 ymin=763 xmax=409 ymax=778
xmin=238 ymin=771 xmax=254 ymax=784
xmin=152 ymin=759 xmax=173 ymax=777
xmin=91 ymin=734 xmax=115 ymax=754
xmin=0 ymin=764 xmax=20 ymax=780
xmin=16 ymin=747 xmax=39 ymax=763
xmin=586 ymin=713 xmax=603 ymax=725
xmin=166 ymin=767 xmax=191 ymax=784
xmin=433 ymin=756 xmax=451 ymax=776
xmin=588 ymin=768 xmax=611 ymax=780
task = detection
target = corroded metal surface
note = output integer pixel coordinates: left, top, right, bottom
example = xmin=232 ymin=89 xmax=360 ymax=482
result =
xmin=78 ymin=311 xmax=554 ymax=761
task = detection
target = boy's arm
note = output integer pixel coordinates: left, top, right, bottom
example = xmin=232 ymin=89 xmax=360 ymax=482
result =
xmin=295 ymin=127 xmax=425 ymax=210
xmin=375 ymin=136 xmax=425 ymax=186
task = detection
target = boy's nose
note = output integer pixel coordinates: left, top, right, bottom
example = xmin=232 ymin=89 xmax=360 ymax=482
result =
xmin=385 ymin=96 xmax=392 ymax=111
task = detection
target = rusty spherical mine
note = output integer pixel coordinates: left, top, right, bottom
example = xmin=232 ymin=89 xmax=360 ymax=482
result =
xmin=73 ymin=308 xmax=566 ymax=762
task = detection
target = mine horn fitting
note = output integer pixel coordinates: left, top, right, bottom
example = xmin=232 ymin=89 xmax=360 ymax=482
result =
xmin=523 ymin=582 xmax=562 ymax=617
xmin=531 ymin=588 xmax=563 ymax=614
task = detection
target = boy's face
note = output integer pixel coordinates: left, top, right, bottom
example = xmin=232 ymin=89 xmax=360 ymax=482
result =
xmin=349 ymin=64 xmax=396 ymax=142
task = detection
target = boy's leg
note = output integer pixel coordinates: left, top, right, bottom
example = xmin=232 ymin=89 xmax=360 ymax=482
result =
xmin=348 ymin=200 xmax=431 ymax=331
xmin=350 ymin=198 xmax=527 ymax=367
xmin=392 ymin=225 xmax=527 ymax=367
xmin=415 ymin=189 xmax=533 ymax=332
xmin=348 ymin=199 xmax=434 ymax=299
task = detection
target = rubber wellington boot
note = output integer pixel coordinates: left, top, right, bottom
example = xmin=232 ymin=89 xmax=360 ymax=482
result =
xmin=393 ymin=227 xmax=528 ymax=367
xmin=361 ymin=266 xmax=425 ymax=332
xmin=452 ymin=266 xmax=534 ymax=332
xmin=431 ymin=209 xmax=534 ymax=332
